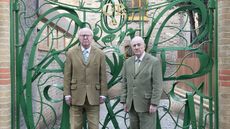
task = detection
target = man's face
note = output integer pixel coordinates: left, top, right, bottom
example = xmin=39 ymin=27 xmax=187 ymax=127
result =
xmin=131 ymin=38 xmax=145 ymax=57
xmin=78 ymin=28 xmax=93 ymax=49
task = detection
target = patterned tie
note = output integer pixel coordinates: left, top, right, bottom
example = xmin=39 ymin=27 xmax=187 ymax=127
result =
xmin=135 ymin=59 xmax=141 ymax=74
xmin=83 ymin=49 xmax=89 ymax=64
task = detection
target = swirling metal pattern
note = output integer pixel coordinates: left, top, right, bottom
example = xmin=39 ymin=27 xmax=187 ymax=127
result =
xmin=13 ymin=0 xmax=216 ymax=128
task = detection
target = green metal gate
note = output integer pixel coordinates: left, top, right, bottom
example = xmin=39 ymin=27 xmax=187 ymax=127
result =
xmin=10 ymin=0 xmax=218 ymax=129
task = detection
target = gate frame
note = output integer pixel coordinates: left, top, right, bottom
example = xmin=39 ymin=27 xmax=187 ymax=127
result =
xmin=9 ymin=0 xmax=219 ymax=129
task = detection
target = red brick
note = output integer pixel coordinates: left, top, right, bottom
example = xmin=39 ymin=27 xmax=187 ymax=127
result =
xmin=222 ymin=13 xmax=230 ymax=19
xmin=221 ymin=32 xmax=230 ymax=38
xmin=0 ymin=68 xmax=10 ymax=73
xmin=0 ymin=79 xmax=10 ymax=85
xmin=0 ymin=74 xmax=10 ymax=79
xmin=220 ymin=81 xmax=230 ymax=87
xmin=0 ymin=0 xmax=10 ymax=3
xmin=220 ymin=69 xmax=230 ymax=75
xmin=219 ymin=39 xmax=230 ymax=45
xmin=0 ymin=62 xmax=9 ymax=67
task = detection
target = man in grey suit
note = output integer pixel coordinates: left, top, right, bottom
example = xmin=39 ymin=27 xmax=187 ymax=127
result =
xmin=63 ymin=28 xmax=107 ymax=129
xmin=120 ymin=36 xmax=163 ymax=129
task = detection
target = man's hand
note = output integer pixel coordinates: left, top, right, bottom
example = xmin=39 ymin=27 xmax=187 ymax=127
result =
xmin=99 ymin=96 xmax=106 ymax=104
xmin=149 ymin=104 xmax=157 ymax=114
xmin=123 ymin=104 xmax=128 ymax=112
xmin=65 ymin=95 xmax=72 ymax=106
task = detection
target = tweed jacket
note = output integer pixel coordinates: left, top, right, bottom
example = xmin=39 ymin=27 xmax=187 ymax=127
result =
xmin=63 ymin=45 xmax=107 ymax=106
xmin=120 ymin=53 xmax=163 ymax=112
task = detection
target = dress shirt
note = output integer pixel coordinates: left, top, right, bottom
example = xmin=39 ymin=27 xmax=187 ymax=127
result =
xmin=135 ymin=51 xmax=145 ymax=62
xmin=81 ymin=46 xmax=91 ymax=58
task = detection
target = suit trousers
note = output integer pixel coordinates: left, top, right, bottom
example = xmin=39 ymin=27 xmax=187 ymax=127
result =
xmin=70 ymin=97 xmax=99 ymax=129
xmin=129 ymin=104 xmax=156 ymax=129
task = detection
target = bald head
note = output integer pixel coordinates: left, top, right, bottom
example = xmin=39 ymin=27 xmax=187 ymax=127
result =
xmin=78 ymin=28 xmax=93 ymax=49
xmin=130 ymin=36 xmax=145 ymax=45
xmin=78 ymin=28 xmax=93 ymax=37
xmin=130 ymin=36 xmax=145 ymax=57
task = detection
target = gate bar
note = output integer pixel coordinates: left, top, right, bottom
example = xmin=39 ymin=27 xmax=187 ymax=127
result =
xmin=10 ymin=1 xmax=15 ymax=129
xmin=214 ymin=0 xmax=219 ymax=128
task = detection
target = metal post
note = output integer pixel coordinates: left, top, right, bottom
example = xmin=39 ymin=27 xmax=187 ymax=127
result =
xmin=10 ymin=0 xmax=15 ymax=129
xmin=208 ymin=0 xmax=216 ymax=128
xmin=214 ymin=0 xmax=219 ymax=128
xmin=10 ymin=0 xmax=20 ymax=128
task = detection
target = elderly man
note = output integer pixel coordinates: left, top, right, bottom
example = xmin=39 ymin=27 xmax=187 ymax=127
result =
xmin=63 ymin=28 xmax=107 ymax=129
xmin=120 ymin=36 xmax=163 ymax=129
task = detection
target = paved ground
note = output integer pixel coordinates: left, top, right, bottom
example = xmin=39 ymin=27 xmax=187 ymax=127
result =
xmin=53 ymin=84 xmax=186 ymax=129
xmin=99 ymin=99 xmax=185 ymax=129
xmin=53 ymin=99 xmax=186 ymax=129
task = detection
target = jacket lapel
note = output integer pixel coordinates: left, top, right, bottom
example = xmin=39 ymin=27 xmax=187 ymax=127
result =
xmin=129 ymin=57 xmax=136 ymax=77
xmin=85 ymin=46 xmax=96 ymax=66
xmin=75 ymin=46 xmax=96 ymax=66
xmin=135 ymin=54 xmax=149 ymax=76
xmin=74 ymin=46 xmax=84 ymax=65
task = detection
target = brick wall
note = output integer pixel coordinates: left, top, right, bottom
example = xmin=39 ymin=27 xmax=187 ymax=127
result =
xmin=218 ymin=0 xmax=230 ymax=129
xmin=0 ymin=1 xmax=11 ymax=129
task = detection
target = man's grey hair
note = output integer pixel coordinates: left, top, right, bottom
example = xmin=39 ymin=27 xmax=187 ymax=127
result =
xmin=78 ymin=28 xmax=93 ymax=36
xmin=130 ymin=36 xmax=145 ymax=45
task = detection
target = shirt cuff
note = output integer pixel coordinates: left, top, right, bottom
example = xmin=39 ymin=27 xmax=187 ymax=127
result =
xmin=151 ymin=104 xmax=158 ymax=106
xmin=65 ymin=95 xmax=71 ymax=100
xmin=100 ymin=95 xmax=106 ymax=99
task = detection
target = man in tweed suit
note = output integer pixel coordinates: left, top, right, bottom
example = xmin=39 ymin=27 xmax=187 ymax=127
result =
xmin=63 ymin=28 xmax=107 ymax=129
xmin=120 ymin=36 xmax=163 ymax=129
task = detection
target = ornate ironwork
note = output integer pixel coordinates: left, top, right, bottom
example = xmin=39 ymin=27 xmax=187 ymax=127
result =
xmin=10 ymin=0 xmax=217 ymax=129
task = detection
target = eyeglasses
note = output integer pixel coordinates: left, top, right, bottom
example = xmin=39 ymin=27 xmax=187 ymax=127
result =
xmin=79 ymin=34 xmax=92 ymax=37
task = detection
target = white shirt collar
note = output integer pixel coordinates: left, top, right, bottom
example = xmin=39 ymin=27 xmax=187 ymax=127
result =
xmin=135 ymin=51 xmax=145 ymax=61
xmin=81 ymin=45 xmax=91 ymax=53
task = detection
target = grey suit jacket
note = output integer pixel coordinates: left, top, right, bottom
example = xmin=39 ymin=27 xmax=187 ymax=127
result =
xmin=120 ymin=53 xmax=163 ymax=112
xmin=63 ymin=45 xmax=107 ymax=106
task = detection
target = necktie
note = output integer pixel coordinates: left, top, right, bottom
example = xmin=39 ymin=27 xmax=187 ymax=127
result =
xmin=135 ymin=59 xmax=141 ymax=74
xmin=83 ymin=49 xmax=89 ymax=64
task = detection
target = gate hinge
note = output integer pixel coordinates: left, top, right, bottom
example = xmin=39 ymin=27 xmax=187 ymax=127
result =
xmin=208 ymin=0 xmax=216 ymax=9
xmin=12 ymin=2 xmax=19 ymax=11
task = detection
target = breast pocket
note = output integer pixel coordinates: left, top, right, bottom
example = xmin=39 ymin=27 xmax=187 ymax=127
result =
xmin=70 ymin=79 xmax=77 ymax=90
xmin=91 ymin=62 xmax=99 ymax=74
xmin=95 ymin=84 xmax=101 ymax=90
xmin=139 ymin=72 xmax=150 ymax=79
xmin=144 ymin=93 xmax=151 ymax=100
